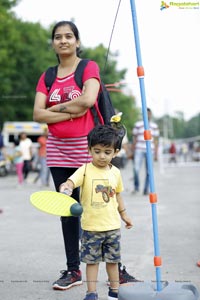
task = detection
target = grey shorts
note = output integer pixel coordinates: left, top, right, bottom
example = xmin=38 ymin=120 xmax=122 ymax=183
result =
xmin=81 ymin=229 xmax=121 ymax=264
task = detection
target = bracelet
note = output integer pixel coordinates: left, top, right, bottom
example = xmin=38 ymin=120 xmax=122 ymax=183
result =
xmin=119 ymin=208 xmax=126 ymax=214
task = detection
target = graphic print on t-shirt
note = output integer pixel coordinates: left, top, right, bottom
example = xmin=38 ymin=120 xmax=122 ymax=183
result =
xmin=49 ymin=86 xmax=81 ymax=104
xmin=91 ymin=179 xmax=116 ymax=209
xmin=49 ymin=89 xmax=61 ymax=102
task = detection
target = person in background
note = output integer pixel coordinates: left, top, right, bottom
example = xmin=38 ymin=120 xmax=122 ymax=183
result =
xmin=181 ymin=142 xmax=188 ymax=162
xmin=168 ymin=142 xmax=176 ymax=163
xmin=37 ymin=128 xmax=50 ymax=186
xmin=59 ymin=125 xmax=133 ymax=300
xmin=132 ymin=108 xmax=159 ymax=195
xmin=13 ymin=139 xmax=24 ymax=187
xmin=19 ymin=132 xmax=33 ymax=181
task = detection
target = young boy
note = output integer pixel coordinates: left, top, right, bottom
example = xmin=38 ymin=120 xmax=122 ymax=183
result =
xmin=59 ymin=125 xmax=133 ymax=300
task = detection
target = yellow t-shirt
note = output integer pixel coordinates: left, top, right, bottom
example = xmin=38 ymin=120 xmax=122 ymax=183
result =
xmin=69 ymin=162 xmax=123 ymax=231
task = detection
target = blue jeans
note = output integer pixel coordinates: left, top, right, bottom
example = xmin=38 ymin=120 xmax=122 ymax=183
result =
xmin=133 ymin=149 xmax=149 ymax=193
xmin=39 ymin=157 xmax=50 ymax=186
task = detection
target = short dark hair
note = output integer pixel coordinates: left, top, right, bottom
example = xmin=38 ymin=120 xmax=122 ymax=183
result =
xmin=87 ymin=125 xmax=120 ymax=151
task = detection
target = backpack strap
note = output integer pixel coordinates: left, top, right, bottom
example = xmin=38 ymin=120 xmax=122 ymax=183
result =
xmin=75 ymin=59 xmax=102 ymax=125
xmin=74 ymin=59 xmax=90 ymax=89
xmin=44 ymin=59 xmax=102 ymax=124
xmin=44 ymin=59 xmax=90 ymax=92
xmin=44 ymin=65 xmax=58 ymax=91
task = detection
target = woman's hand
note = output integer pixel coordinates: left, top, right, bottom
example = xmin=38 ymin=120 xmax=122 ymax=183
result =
xmin=47 ymin=78 xmax=100 ymax=115
xmin=33 ymin=92 xmax=73 ymax=123
xmin=47 ymin=105 xmax=87 ymax=118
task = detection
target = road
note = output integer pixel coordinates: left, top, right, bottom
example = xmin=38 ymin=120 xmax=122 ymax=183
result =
xmin=0 ymin=160 xmax=200 ymax=299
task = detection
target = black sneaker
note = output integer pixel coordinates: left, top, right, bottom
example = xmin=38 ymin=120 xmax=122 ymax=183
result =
xmin=108 ymin=288 xmax=118 ymax=300
xmin=52 ymin=270 xmax=82 ymax=290
xmin=118 ymin=263 xmax=139 ymax=284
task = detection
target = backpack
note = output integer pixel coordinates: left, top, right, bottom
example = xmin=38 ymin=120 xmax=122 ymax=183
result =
xmin=44 ymin=59 xmax=115 ymax=125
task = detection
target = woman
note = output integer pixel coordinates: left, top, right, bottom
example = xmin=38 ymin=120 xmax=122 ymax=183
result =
xmin=33 ymin=20 xmax=101 ymax=290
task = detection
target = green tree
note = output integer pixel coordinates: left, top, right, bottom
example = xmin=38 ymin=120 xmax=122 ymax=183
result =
xmin=156 ymin=112 xmax=200 ymax=139
xmin=0 ymin=0 xmax=17 ymax=10
xmin=0 ymin=9 xmax=55 ymax=125
xmin=185 ymin=113 xmax=200 ymax=138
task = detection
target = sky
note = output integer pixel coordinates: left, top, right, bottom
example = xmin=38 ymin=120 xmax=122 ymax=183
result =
xmin=12 ymin=0 xmax=200 ymax=120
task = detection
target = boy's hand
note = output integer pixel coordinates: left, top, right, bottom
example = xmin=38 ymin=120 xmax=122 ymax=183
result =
xmin=59 ymin=181 xmax=73 ymax=196
xmin=121 ymin=215 xmax=133 ymax=229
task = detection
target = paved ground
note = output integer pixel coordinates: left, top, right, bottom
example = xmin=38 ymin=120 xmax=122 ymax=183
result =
xmin=0 ymin=159 xmax=200 ymax=299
